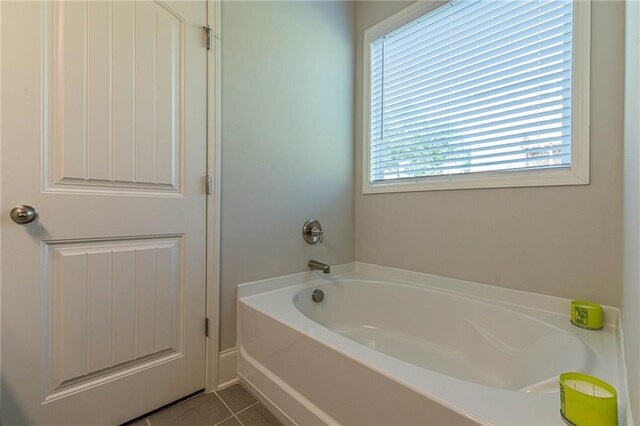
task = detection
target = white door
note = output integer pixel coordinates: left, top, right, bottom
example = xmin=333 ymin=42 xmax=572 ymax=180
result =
xmin=1 ymin=1 xmax=208 ymax=424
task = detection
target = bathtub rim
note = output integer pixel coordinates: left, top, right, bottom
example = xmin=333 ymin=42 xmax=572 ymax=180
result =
xmin=238 ymin=262 xmax=620 ymax=327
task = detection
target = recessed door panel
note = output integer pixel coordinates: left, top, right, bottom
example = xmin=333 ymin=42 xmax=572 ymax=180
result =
xmin=47 ymin=1 xmax=184 ymax=194
xmin=45 ymin=237 xmax=183 ymax=399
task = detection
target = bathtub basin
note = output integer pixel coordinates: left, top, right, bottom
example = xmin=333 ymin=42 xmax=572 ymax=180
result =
xmin=237 ymin=262 xmax=627 ymax=425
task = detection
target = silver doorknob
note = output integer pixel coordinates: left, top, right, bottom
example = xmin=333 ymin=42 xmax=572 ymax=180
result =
xmin=10 ymin=205 xmax=38 ymax=224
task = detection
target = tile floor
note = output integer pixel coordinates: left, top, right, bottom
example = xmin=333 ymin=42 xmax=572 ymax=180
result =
xmin=125 ymin=384 xmax=282 ymax=426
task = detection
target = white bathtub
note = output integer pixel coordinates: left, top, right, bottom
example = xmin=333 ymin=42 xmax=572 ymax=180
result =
xmin=237 ymin=263 xmax=627 ymax=425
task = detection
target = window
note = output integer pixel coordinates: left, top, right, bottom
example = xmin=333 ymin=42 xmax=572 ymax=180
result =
xmin=363 ymin=0 xmax=590 ymax=193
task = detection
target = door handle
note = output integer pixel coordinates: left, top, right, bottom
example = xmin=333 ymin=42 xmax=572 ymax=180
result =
xmin=10 ymin=205 xmax=38 ymax=224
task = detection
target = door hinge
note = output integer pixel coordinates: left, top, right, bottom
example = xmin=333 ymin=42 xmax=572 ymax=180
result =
xmin=206 ymin=174 xmax=212 ymax=195
xmin=203 ymin=25 xmax=212 ymax=51
xmin=205 ymin=317 xmax=211 ymax=337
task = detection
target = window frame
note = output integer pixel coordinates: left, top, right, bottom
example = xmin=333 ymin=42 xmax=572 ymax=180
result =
xmin=362 ymin=0 xmax=591 ymax=194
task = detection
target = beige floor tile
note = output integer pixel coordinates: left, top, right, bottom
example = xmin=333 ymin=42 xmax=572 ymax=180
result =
xmin=148 ymin=393 xmax=231 ymax=426
xmin=236 ymin=404 xmax=281 ymax=426
xmin=216 ymin=384 xmax=257 ymax=413
xmin=215 ymin=416 xmax=241 ymax=426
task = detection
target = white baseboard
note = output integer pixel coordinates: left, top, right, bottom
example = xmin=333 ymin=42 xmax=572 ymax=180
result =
xmin=217 ymin=347 xmax=238 ymax=389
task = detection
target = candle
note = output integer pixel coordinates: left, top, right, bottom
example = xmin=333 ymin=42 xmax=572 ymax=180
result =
xmin=571 ymin=300 xmax=604 ymax=330
xmin=563 ymin=379 xmax=614 ymax=398
xmin=560 ymin=372 xmax=617 ymax=426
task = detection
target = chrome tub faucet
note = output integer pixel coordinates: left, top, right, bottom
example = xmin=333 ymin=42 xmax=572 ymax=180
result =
xmin=308 ymin=259 xmax=331 ymax=274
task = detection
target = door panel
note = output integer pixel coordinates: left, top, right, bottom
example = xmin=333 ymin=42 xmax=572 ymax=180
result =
xmin=46 ymin=237 xmax=182 ymax=398
xmin=1 ymin=1 xmax=207 ymax=424
xmin=48 ymin=1 xmax=183 ymax=194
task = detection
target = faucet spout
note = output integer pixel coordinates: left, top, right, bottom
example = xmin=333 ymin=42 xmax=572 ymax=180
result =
xmin=308 ymin=259 xmax=331 ymax=274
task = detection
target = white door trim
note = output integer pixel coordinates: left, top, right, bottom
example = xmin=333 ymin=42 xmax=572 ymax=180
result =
xmin=205 ymin=0 xmax=222 ymax=392
xmin=0 ymin=0 xmax=4 ymax=411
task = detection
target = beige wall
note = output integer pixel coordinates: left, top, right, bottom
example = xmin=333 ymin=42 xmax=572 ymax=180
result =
xmin=624 ymin=1 xmax=639 ymax=421
xmin=220 ymin=1 xmax=356 ymax=351
xmin=355 ymin=1 xmax=624 ymax=306
xmin=221 ymin=0 xmax=625 ymax=354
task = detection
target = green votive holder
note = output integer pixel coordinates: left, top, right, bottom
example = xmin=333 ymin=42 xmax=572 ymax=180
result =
xmin=570 ymin=300 xmax=604 ymax=330
xmin=560 ymin=372 xmax=617 ymax=426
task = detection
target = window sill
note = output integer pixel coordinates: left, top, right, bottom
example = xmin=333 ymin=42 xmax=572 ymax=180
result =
xmin=362 ymin=168 xmax=590 ymax=194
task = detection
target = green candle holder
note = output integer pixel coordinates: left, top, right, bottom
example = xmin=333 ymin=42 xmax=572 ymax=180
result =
xmin=560 ymin=372 xmax=617 ymax=426
xmin=570 ymin=300 xmax=604 ymax=330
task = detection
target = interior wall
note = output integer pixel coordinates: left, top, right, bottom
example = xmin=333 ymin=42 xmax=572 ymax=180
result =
xmin=623 ymin=0 xmax=640 ymax=421
xmin=220 ymin=1 xmax=355 ymax=351
xmin=354 ymin=0 xmax=624 ymax=307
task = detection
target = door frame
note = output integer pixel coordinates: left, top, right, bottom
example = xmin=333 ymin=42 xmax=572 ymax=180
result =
xmin=205 ymin=0 xmax=222 ymax=392
xmin=0 ymin=0 xmax=4 ymax=410
xmin=0 ymin=0 xmax=223 ymax=408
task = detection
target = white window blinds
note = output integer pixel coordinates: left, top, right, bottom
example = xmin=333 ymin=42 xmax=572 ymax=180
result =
xmin=369 ymin=0 xmax=574 ymax=183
